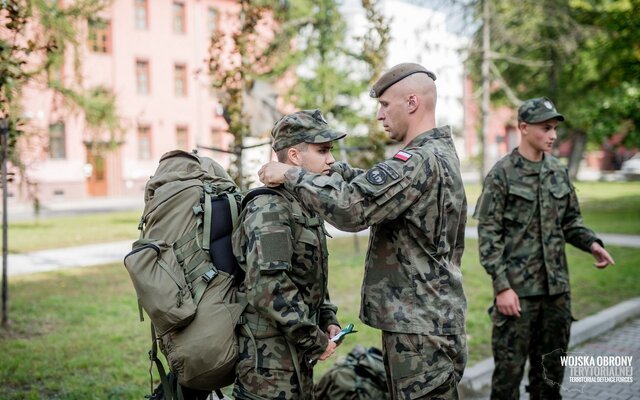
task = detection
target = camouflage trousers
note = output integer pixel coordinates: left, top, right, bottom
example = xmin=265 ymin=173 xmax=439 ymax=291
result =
xmin=381 ymin=331 xmax=467 ymax=400
xmin=233 ymin=335 xmax=314 ymax=400
xmin=490 ymin=292 xmax=572 ymax=400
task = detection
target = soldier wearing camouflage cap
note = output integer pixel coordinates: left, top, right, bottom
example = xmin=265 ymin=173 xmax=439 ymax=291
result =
xmin=232 ymin=109 xmax=344 ymax=400
xmin=474 ymin=97 xmax=615 ymax=399
xmin=258 ymin=63 xmax=468 ymax=399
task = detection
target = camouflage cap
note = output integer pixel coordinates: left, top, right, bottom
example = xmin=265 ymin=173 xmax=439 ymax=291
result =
xmin=271 ymin=109 xmax=346 ymax=151
xmin=369 ymin=63 xmax=437 ymax=98
xmin=518 ymin=97 xmax=565 ymax=124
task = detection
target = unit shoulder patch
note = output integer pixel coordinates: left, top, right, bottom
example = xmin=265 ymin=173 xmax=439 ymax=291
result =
xmin=366 ymin=167 xmax=388 ymax=185
xmin=377 ymin=162 xmax=400 ymax=180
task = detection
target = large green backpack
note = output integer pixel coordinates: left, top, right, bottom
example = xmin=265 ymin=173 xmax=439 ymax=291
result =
xmin=314 ymin=345 xmax=391 ymax=400
xmin=123 ymin=150 xmax=245 ymax=399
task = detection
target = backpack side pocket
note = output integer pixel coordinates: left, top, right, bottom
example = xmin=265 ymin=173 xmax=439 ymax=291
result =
xmin=124 ymin=238 xmax=197 ymax=335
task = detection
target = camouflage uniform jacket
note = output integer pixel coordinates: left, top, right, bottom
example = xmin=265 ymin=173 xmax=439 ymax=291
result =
xmin=232 ymin=187 xmax=339 ymax=364
xmin=282 ymin=126 xmax=467 ymax=335
xmin=474 ymin=149 xmax=602 ymax=297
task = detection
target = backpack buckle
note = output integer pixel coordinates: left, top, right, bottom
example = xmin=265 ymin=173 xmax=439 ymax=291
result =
xmin=201 ymin=268 xmax=218 ymax=283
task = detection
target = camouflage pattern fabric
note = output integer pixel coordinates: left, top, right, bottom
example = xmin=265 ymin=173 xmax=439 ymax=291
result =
xmin=474 ymin=149 xmax=601 ymax=400
xmin=282 ymin=125 xmax=467 ymax=336
xmin=314 ymin=345 xmax=390 ymax=399
xmin=271 ymin=109 xmax=346 ymax=151
xmin=474 ymin=149 xmax=601 ymax=297
xmin=234 ymin=335 xmax=314 ymax=400
xmin=517 ymin=97 xmax=564 ymax=124
xmin=232 ymin=188 xmax=339 ymax=400
xmin=382 ymin=331 xmax=467 ymax=400
xmin=490 ymin=293 xmax=572 ymax=400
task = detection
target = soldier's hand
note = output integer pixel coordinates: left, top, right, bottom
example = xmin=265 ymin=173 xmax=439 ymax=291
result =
xmin=326 ymin=324 xmax=342 ymax=346
xmin=258 ymin=162 xmax=295 ymax=187
xmin=591 ymin=242 xmax=615 ymax=269
xmin=496 ymin=288 xmax=521 ymax=317
xmin=318 ymin=340 xmax=337 ymax=361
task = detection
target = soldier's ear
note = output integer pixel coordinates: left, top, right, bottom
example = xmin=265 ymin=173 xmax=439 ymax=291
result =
xmin=288 ymin=147 xmax=303 ymax=166
xmin=407 ymin=94 xmax=419 ymax=113
xmin=519 ymin=121 xmax=528 ymax=135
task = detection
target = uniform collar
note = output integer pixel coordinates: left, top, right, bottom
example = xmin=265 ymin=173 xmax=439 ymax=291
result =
xmin=406 ymin=125 xmax=451 ymax=148
xmin=509 ymin=148 xmax=554 ymax=178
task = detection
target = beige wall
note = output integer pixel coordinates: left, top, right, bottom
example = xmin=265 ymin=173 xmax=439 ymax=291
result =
xmin=15 ymin=0 xmax=237 ymax=204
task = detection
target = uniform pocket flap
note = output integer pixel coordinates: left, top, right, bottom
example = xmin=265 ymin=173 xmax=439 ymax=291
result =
xmin=550 ymin=184 xmax=571 ymax=199
xmin=507 ymin=182 xmax=535 ymax=201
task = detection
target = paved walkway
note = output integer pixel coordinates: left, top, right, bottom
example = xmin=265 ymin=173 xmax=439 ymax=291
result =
xmin=560 ymin=317 xmax=640 ymax=399
xmin=462 ymin=300 xmax=640 ymax=400
xmin=6 ymin=240 xmax=132 ymax=276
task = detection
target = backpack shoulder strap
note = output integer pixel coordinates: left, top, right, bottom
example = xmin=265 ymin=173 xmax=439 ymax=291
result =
xmin=241 ymin=187 xmax=286 ymax=209
xmin=242 ymin=187 xmax=309 ymax=241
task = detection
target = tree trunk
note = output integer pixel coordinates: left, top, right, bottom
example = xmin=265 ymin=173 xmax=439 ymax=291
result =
xmin=567 ymin=129 xmax=586 ymax=181
xmin=480 ymin=0 xmax=492 ymax=178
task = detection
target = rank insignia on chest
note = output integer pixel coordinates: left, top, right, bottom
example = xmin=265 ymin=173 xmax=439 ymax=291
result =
xmin=393 ymin=150 xmax=412 ymax=162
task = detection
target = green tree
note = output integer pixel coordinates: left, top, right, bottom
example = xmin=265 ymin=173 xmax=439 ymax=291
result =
xmin=352 ymin=0 xmax=391 ymax=167
xmin=290 ymin=0 xmax=392 ymax=168
xmin=1 ymin=0 xmax=120 ymax=178
xmin=1 ymin=0 xmax=117 ymax=327
xmin=289 ymin=0 xmax=364 ymax=126
xmin=209 ymin=0 xmax=316 ymax=188
xmin=466 ymin=0 xmax=639 ymax=178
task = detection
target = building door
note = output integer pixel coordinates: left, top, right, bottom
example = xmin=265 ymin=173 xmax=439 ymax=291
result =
xmin=86 ymin=150 xmax=108 ymax=196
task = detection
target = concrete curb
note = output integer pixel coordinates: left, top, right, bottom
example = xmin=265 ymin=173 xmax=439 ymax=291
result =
xmin=459 ymin=297 xmax=640 ymax=397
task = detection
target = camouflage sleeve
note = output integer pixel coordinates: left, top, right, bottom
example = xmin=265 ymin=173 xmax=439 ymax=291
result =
xmin=242 ymin=196 xmax=328 ymax=359
xmin=283 ymin=151 xmax=435 ymax=232
xmin=318 ymin=295 xmax=340 ymax=333
xmin=330 ymin=161 xmax=366 ymax=182
xmin=561 ymin=173 xmax=602 ymax=252
xmin=473 ymin=167 xmax=511 ymax=294
xmin=453 ymin=195 xmax=468 ymax=268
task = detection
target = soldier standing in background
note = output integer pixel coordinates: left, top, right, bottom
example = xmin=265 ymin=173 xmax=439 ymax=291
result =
xmin=474 ymin=97 xmax=615 ymax=399
xmin=232 ymin=110 xmax=344 ymax=400
xmin=259 ymin=63 xmax=468 ymax=399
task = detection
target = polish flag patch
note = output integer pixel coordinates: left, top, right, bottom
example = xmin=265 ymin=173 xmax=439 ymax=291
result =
xmin=393 ymin=150 xmax=412 ymax=162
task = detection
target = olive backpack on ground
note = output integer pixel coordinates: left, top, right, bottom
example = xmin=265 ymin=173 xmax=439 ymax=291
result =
xmin=123 ymin=150 xmax=245 ymax=400
xmin=314 ymin=345 xmax=391 ymax=400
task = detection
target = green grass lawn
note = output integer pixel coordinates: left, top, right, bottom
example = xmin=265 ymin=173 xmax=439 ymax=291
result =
xmin=6 ymin=211 xmax=141 ymax=253
xmin=1 ymin=234 xmax=638 ymax=399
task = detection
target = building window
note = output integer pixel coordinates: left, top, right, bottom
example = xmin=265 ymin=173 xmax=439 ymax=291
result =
xmin=134 ymin=0 xmax=148 ymax=30
xmin=207 ymin=7 xmax=217 ymax=34
xmin=88 ymin=18 xmax=111 ymax=53
xmin=173 ymin=2 xmax=185 ymax=34
xmin=137 ymin=125 xmax=151 ymax=160
xmin=176 ymin=126 xmax=188 ymax=150
xmin=48 ymin=59 xmax=64 ymax=85
xmin=136 ymin=60 xmax=150 ymax=95
xmin=174 ymin=64 xmax=187 ymax=97
xmin=49 ymin=122 xmax=66 ymax=159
